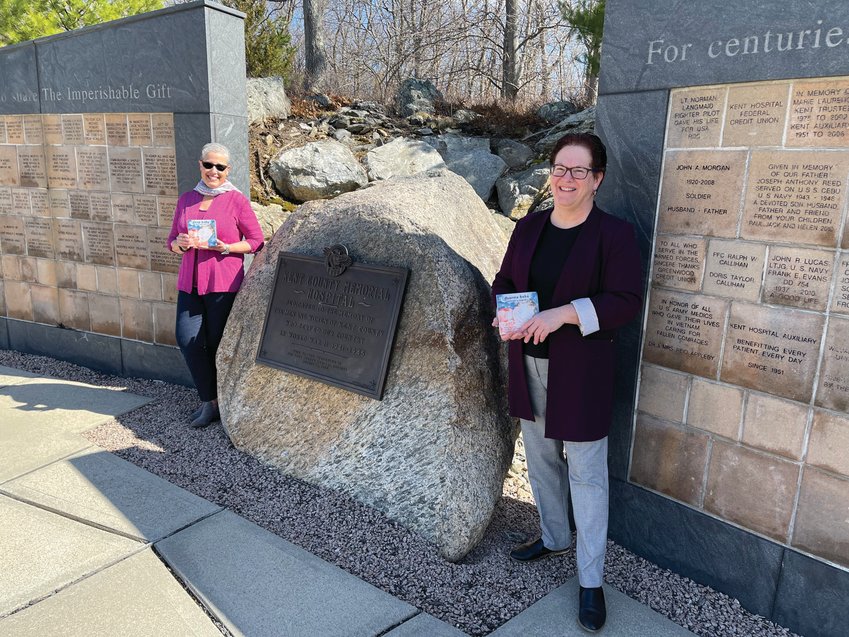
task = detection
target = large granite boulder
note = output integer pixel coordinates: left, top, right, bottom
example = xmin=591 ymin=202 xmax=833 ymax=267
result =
xmin=217 ymin=170 xmax=515 ymax=561
xmin=363 ymin=137 xmax=445 ymax=181
xmin=246 ymin=77 xmax=291 ymax=123
xmin=268 ymin=140 xmax=368 ymax=202
xmin=426 ymin=135 xmax=507 ymax=201
xmin=396 ymin=78 xmax=444 ymax=117
xmin=492 ymin=138 xmax=535 ymax=169
xmin=250 ymin=200 xmax=292 ymax=240
xmin=535 ymin=106 xmax=596 ymax=156
xmin=496 ymin=163 xmax=551 ymax=220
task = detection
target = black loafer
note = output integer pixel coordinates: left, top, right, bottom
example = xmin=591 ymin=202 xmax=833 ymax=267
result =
xmin=578 ymin=586 xmax=606 ymax=632
xmin=510 ymin=538 xmax=569 ymax=562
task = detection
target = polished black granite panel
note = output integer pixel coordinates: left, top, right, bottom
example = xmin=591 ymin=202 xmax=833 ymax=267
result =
xmin=602 ymin=0 xmax=849 ymax=95
xmin=0 ymin=318 xmax=9 ymax=350
xmin=121 ymin=339 xmax=192 ymax=387
xmin=0 ymin=43 xmax=39 ymax=115
xmin=773 ymin=550 xmax=849 ymax=637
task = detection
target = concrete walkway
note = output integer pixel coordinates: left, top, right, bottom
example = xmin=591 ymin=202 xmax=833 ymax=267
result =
xmin=0 ymin=364 xmax=694 ymax=637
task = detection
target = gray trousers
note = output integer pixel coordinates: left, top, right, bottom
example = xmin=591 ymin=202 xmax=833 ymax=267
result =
xmin=520 ymin=355 xmax=608 ymax=588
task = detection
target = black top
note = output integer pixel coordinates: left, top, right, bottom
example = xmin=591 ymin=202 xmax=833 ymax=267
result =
xmin=523 ymin=219 xmax=583 ymax=358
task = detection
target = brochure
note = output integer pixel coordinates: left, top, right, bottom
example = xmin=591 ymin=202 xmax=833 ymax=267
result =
xmin=495 ymin=291 xmax=539 ymax=337
xmin=187 ymin=219 xmax=217 ymax=248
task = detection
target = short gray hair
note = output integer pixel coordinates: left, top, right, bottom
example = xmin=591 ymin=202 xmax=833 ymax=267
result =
xmin=200 ymin=142 xmax=231 ymax=163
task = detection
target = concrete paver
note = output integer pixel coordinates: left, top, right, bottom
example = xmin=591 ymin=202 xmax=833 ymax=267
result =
xmin=384 ymin=613 xmax=469 ymax=636
xmin=0 ymin=495 xmax=141 ymax=616
xmin=0 ymin=422 xmax=89 ymax=483
xmin=0 ymin=549 xmax=221 ymax=637
xmin=1 ymin=447 xmax=221 ymax=541
xmin=489 ymin=577 xmax=695 ymax=636
xmin=0 ymin=365 xmax=42 ymax=387
xmin=155 ymin=509 xmax=418 ymax=637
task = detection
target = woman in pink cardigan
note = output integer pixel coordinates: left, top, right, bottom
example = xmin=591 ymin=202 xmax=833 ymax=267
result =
xmin=167 ymin=143 xmax=264 ymax=428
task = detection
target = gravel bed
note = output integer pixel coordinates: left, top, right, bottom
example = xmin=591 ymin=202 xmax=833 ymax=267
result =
xmin=1 ymin=349 xmax=799 ymax=637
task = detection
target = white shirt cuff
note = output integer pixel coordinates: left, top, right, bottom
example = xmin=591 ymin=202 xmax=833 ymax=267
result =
xmin=571 ymin=297 xmax=600 ymax=336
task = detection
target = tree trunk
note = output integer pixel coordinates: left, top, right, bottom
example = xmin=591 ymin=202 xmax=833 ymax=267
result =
xmin=303 ymin=0 xmax=327 ymax=91
xmin=501 ymin=0 xmax=518 ymax=100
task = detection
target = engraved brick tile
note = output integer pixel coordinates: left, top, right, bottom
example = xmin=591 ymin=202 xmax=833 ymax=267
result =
xmin=722 ymin=82 xmax=789 ymax=148
xmin=120 ymin=298 xmax=153 ymax=342
xmin=139 ymin=272 xmax=162 ymax=301
xmin=76 ymin=264 xmax=98 ymax=292
xmin=792 ymin=468 xmax=849 ymax=568
xmin=0 ymin=280 xmax=5 ymax=316
xmin=58 ymin=288 xmax=90 ymax=331
xmin=651 ymin=235 xmax=705 ymax=291
xmin=815 ymin=317 xmax=849 ymax=413
xmin=638 ymin=365 xmax=688 ymax=422
xmin=35 ymin=259 xmax=57 ymax=287
xmin=2 ymin=255 xmax=21 ymax=280
xmin=153 ymin=303 xmax=177 ymax=346
xmin=630 ymin=415 xmax=709 ymax=506
xmin=667 ymin=87 xmax=726 ymax=148
xmin=807 ymin=411 xmax=849 ymax=478
xmin=742 ymin=392 xmax=808 ymax=460
xmin=55 ymin=261 xmax=76 ymax=289
xmin=704 ymin=441 xmax=799 ymax=542
xmin=20 ymin=257 xmax=37 ymax=283
xmin=88 ymin=294 xmax=121 ymax=337
xmin=96 ymin=266 xmax=118 ymax=296
xmin=117 ymin=269 xmax=140 ymax=298
xmin=687 ymin=379 xmax=742 ymax=439
xmin=4 ymin=281 xmax=32 ymax=320
xmin=162 ymin=274 xmax=178 ymax=303
xmin=702 ymin=239 xmax=765 ymax=302
xmin=31 ymin=285 xmax=60 ymax=325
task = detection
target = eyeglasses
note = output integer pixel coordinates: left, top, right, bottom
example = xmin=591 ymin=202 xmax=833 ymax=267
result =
xmin=550 ymin=165 xmax=596 ymax=180
xmin=201 ymin=161 xmax=229 ymax=171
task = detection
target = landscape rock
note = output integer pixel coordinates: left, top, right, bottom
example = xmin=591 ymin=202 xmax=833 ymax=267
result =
xmin=537 ymin=100 xmax=578 ymax=124
xmin=268 ymin=139 xmax=368 ymax=202
xmin=246 ymin=77 xmax=291 ymax=123
xmin=496 ymin=163 xmax=550 ymax=220
xmin=217 ymin=170 xmax=515 ymax=561
xmin=424 ymin=135 xmax=505 ymax=201
xmin=535 ymin=106 xmax=596 ymax=156
xmin=250 ymin=201 xmax=292 ymax=240
xmin=363 ymin=137 xmax=445 ymax=181
xmin=492 ymin=138 xmax=535 ymax=169
xmin=396 ymin=78 xmax=444 ymax=117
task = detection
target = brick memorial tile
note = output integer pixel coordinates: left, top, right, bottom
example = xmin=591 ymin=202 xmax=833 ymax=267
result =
xmin=0 ymin=216 xmax=25 ymax=254
xmin=651 ymin=235 xmax=705 ymax=291
xmin=76 ymin=146 xmax=110 ymax=191
xmin=83 ymin=114 xmax=106 ymax=145
xmin=658 ymin=150 xmax=747 ymax=237
xmin=128 ymin=114 xmax=152 ymax=146
xmin=89 ymin=192 xmax=112 ymax=222
xmin=61 ymin=115 xmax=85 ymax=145
xmin=42 ymin=114 xmax=63 ymax=145
xmin=12 ymin=189 xmax=31 ymax=215
xmin=31 ymin=284 xmax=60 ymax=324
xmin=143 ymin=148 xmax=178 ymax=195
xmin=0 ymin=188 xmax=13 ymax=214
xmin=151 ymin=113 xmax=175 ymax=147
xmin=114 ymin=224 xmax=151 ymax=270
xmin=82 ymin=221 xmax=116 ymax=266
xmin=17 ymin=145 xmax=47 ymax=189
xmin=686 ymin=378 xmax=743 ymax=439
xmin=5 ymin=116 xmax=24 ymax=144
xmin=104 ymin=114 xmax=129 ymax=146
xmin=58 ymin=288 xmax=90 ymax=330
xmin=49 ymin=190 xmax=71 ymax=217
xmin=0 ymin=146 xmax=19 ymax=187
xmin=69 ymin=191 xmax=91 ymax=220
xmin=108 ymin=146 xmax=144 ymax=193
xmin=54 ymin=219 xmax=83 ymax=261
xmin=793 ymin=469 xmax=849 ymax=568
xmin=831 ymin=253 xmax=849 ymax=314
xmin=0 ymin=116 xmax=6 ymax=144
xmin=148 ymin=226 xmax=181 ymax=274
xmin=721 ymin=303 xmax=824 ymax=402
xmin=815 ymin=317 xmax=849 ymax=413
xmin=722 ymin=82 xmax=789 ymax=148
xmin=807 ymin=411 xmax=849 ymax=478
xmin=88 ymin=294 xmax=121 ymax=336
xmin=22 ymin=114 xmax=43 ymax=145
xmin=763 ymin=246 xmax=834 ymax=310
xmin=157 ymin=196 xmax=177 ymax=226
xmin=45 ymin=145 xmax=77 ymax=189
xmin=666 ymin=87 xmax=726 ymax=148
xmin=111 ymin=193 xmax=136 ymax=224
xmin=637 ymin=364 xmax=689 ymax=422
xmin=643 ymin=289 xmax=727 ymax=377
xmin=29 ymin=189 xmax=50 ymax=217
xmin=787 ymin=79 xmax=849 ymax=147
xmin=25 ymin=218 xmax=55 ymax=259
xmin=742 ymin=150 xmax=849 ymax=246
xmin=120 ymin=297 xmax=153 ymax=341
xmin=134 ymin=194 xmax=158 ymax=225
xmin=741 ymin=393 xmax=808 ymax=461
xmin=702 ymin=239 xmax=765 ymax=301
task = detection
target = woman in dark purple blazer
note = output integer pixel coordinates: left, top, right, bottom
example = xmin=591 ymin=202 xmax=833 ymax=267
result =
xmin=492 ymin=133 xmax=642 ymax=632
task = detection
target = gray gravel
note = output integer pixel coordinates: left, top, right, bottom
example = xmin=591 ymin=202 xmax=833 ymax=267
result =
xmin=0 ymin=349 xmax=799 ymax=637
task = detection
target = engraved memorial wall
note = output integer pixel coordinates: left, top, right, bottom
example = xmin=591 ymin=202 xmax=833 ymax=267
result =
xmin=0 ymin=1 xmax=247 ymax=381
xmin=598 ymin=2 xmax=849 ymax=634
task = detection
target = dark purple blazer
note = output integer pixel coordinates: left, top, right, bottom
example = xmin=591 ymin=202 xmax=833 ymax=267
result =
xmin=492 ymin=205 xmax=643 ymax=441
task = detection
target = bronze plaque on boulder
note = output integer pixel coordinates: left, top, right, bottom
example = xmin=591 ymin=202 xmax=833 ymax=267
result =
xmin=257 ymin=250 xmax=409 ymax=400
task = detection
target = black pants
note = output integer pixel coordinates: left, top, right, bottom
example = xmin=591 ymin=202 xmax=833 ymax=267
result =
xmin=176 ymin=289 xmax=237 ymax=402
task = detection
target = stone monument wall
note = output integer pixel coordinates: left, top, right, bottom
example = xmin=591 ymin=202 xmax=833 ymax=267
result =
xmin=597 ymin=3 xmax=849 ymax=636
xmin=0 ymin=1 xmax=247 ymax=383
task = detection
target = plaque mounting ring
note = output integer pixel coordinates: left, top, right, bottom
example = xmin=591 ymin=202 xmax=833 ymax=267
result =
xmin=324 ymin=244 xmax=353 ymax=276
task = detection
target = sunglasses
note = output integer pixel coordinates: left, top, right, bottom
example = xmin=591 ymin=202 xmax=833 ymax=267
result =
xmin=201 ymin=161 xmax=229 ymax=171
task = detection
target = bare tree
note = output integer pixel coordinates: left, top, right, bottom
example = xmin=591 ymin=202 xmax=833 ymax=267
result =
xmin=303 ymin=0 xmax=327 ymax=91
